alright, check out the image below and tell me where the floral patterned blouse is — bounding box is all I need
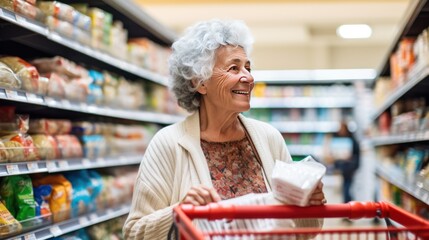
[201,136,268,200]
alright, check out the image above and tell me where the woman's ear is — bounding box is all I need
[196,82,207,95]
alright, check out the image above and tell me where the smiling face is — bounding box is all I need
[197,45,254,115]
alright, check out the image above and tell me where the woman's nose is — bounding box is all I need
[239,73,254,83]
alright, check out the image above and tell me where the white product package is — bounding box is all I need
[271,156,326,206]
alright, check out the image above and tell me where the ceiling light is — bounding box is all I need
[336,24,372,39]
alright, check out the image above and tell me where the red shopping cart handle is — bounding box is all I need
[173,201,429,240]
[176,201,429,227]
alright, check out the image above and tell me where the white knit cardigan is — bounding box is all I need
[123,111,322,239]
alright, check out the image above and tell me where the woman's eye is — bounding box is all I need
[246,67,252,73]
[229,66,238,71]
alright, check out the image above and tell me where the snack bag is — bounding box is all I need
[0,202,22,238]
[32,174,72,222]
[0,175,36,221]
[271,156,326,206]
[33,185,52,218]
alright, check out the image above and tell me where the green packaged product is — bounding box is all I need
[0,175,36,221]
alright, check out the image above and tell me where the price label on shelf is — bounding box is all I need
[96,157,105,165]
[89,213,98,222]
[119,156,127,164]
[61,99,71,108]
[26,93,44,104]
[5,89,22,101]
[106,208,114,215]
[82,158,91,167]
[44,97,57,106]
[6,164,19,175]
[23,233,36,240]
[78,216,89,226]
[27,162,39,172]
[79,102,88,112]
[50,225,62,236]
[58,160,69,169]
[46,161,57,171]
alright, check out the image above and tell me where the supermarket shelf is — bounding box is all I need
[371,65,429,121]
[270,121,340,133]
[10,203,130,240]
[376,165,429,205]
[0,88,184,124]
[0,155,142,177]
[251,97,355,108]
[371,130,429,146]
[96,0,177,44]
[0,161,48,177]
[0,7,169,85]
[287,144,323,156]
[377,0,429,77]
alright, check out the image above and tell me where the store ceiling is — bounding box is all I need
[134,0,410,71]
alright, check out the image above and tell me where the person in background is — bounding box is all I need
[123,19,326,239]
[328,121,360,205]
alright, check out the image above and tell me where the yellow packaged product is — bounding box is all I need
[0,202,22,238]
[32,174,72,223]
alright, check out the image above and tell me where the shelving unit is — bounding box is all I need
[0,87,183,124]
[371,0,429,212]
[376,165,429,205]
[11,203,130,240]
[0,0,180,239]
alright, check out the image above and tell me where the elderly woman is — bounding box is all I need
[123,19,326,239]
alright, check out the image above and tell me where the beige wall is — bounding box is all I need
[252,44,388,70]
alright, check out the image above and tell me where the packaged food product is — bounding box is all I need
[32,174,72,223]
[33,185,52,218]
[31,56,81,79]
[37,76,49,95]
[45,16,91,45]
[38,1,91,31]
[63,78,88,102]
[80,135,107,159]
[0,175,36,221]
[42,72,66,98]
[29,119,72,135]
[87,70,103,105]
[71,121,100,135]
[64,171,91,217]
[0,202,22,238]
[0,0,46,22]
[0,106,29,135]
[0,62,22,90]
[0,56,39,93]
[0,141,7,163]
[55,135,83,159]
[31,134,59,160]
[271,156,326,206]
[1,133,38,162]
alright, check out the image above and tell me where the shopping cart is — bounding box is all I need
[171,201,429,239]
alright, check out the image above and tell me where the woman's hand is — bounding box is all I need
[181,185,221,206]
[308,181,327,205]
